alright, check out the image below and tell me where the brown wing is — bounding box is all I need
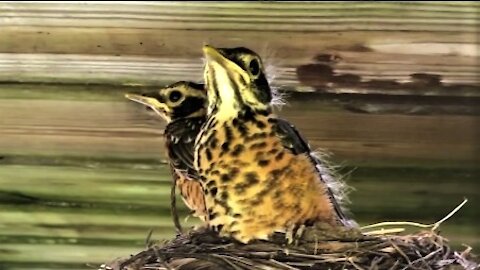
[165,117,207,220]
[271,117,352,227]
[174,170,207,220]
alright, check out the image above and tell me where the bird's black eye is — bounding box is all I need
[249,59,260,76]
[169,90,182,102]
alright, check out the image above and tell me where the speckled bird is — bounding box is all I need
[195,45,353,243]
[125,82,208,226]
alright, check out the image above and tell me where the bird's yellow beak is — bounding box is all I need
[202,45,248,82]
[203,45,220,60]
[124,93,159,108]
[202,45,228,67]
[124,93,171,121]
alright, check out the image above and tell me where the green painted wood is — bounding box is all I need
[0,83,478,269]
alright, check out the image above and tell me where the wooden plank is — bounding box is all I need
[0,53,478,91]
[0,93,479,163]
[0,164,478,267]
[1,2,478,32]
[0,243,140,265]
[0,2,478,95]
[0,97,478,166]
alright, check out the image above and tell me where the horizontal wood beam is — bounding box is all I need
[0,2,478,96]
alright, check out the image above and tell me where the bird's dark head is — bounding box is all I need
[125,81,206,122]
[202,45,272,117]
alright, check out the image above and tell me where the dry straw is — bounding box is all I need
[100,199,478,270]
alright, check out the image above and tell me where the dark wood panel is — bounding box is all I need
[0,97,478,166]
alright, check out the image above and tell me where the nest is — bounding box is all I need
[100,223,478,270]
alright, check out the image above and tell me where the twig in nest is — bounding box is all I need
[102,223,478,270]
[361,198,468,233]
[153,246,173,270]
[144,229,154,248]
[169,174,182,234]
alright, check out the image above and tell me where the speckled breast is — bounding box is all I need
[195,113,336,243]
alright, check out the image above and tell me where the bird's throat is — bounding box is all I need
[206,62,244,120]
